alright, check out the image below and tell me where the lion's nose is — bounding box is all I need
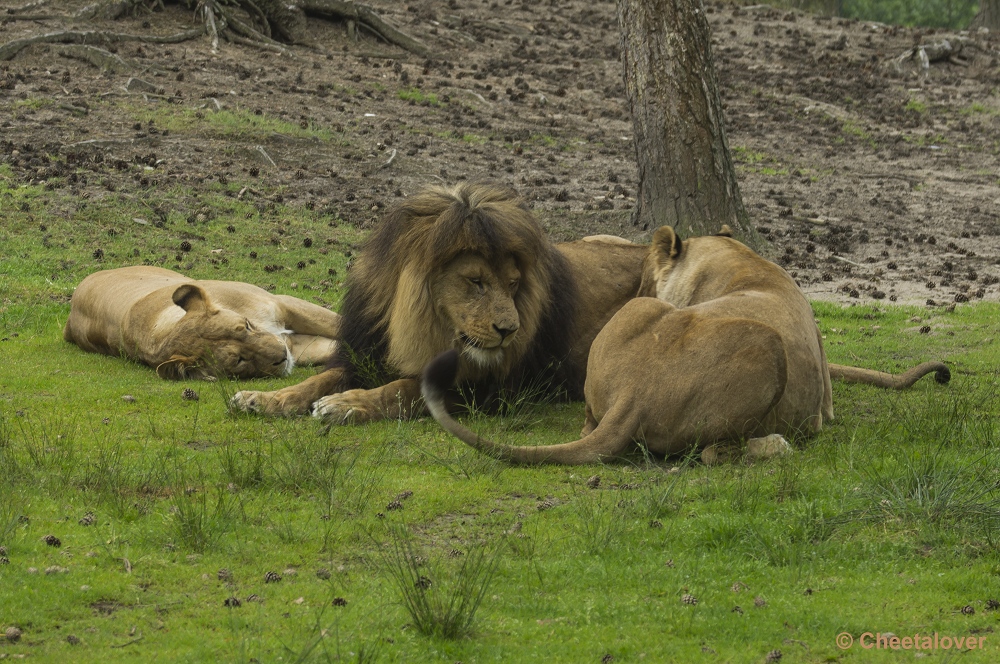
[493,324,518,340]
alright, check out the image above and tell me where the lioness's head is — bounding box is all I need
[344,183,559,380]
[155,284,291,380]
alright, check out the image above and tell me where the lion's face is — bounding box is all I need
[155,287,292,380]
[432,252,522,367]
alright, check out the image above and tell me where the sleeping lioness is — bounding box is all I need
[421,226,950,465]
[64,266,341,380]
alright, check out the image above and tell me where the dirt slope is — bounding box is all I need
[2,0,999,305]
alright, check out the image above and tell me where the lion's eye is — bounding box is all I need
[468,277,484,291]
[509,279,519,291]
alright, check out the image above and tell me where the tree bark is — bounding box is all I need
[617,0,751,239]
[970,0,1000,30]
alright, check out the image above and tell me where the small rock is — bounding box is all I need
[121,395,136,403]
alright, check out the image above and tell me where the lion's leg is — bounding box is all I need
[272,295,342,338]
[312,378,423,425]
[231,368,345,416]
[285,334,338,366]
[580,403,599,437]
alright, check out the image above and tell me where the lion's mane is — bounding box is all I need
[329,183,579,398]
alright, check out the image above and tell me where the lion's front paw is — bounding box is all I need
[230,389,312,416]
[311,390,378,425]
[746,434,792,460]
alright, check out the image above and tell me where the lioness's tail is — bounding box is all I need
[421,350,637,465]
[828,361,950,389]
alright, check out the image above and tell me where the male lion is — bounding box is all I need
[421,226,951,465]
[231,183,649,421]
[64,266,341,379]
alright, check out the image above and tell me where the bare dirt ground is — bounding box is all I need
[2,0,1000,306]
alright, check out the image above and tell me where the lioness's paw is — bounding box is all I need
[231,390,265,413]
[230,389,311,416]
[747,434,792,460]
[312,391,377,425]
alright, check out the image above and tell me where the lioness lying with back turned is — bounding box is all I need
[64,266,341,379]
[422,226,950,465]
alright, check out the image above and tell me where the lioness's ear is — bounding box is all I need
[652,226,683,262]
[714,225,733,237]
[172,284,211,314]
[156,355,199,380]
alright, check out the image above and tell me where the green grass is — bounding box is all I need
[397,88,441,106]
[3,184,1000,661]
[125,103,343,142]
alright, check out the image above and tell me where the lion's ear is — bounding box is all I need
[172,284,212,314]
[652,226,683,262]
[156,355,203,380]
[714,225,733,237]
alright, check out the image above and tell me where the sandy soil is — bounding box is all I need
[2,0,999,306]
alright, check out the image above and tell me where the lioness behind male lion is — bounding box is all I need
[421,226,950,465]
[64,266,341,379]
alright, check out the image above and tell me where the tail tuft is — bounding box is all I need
[934,365,951,384]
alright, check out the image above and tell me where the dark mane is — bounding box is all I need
[325,183,578,397]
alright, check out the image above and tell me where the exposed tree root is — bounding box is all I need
[0,0,431,61]
[58,43,131,73]
[0,28,203,61]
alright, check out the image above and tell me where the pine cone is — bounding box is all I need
[332,597,348,606]
[0,557,8,565]
[246,594,261,603]
[43,534,61,547]
[5,627,22,642]
[681,593,698,605]
[586,475,601,489]
[396,490,414,501]
[386,500,403,511]
[79,512,96,526]
[182,388,199,401]
[217,568,233,582]
[732,605,744,615]
[754,596,767,608]
[765,649,782,663]
[415,575,432,590]
[0,546,6,556]
[224,596,242,608]
[986,599,1000,610]
[264,571,281,583]
[316,568,331,580]
[961,605,975,615]
[66,634,80,645]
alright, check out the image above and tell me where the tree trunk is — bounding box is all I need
[617,0,751,239]
[970,0,1000,30]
